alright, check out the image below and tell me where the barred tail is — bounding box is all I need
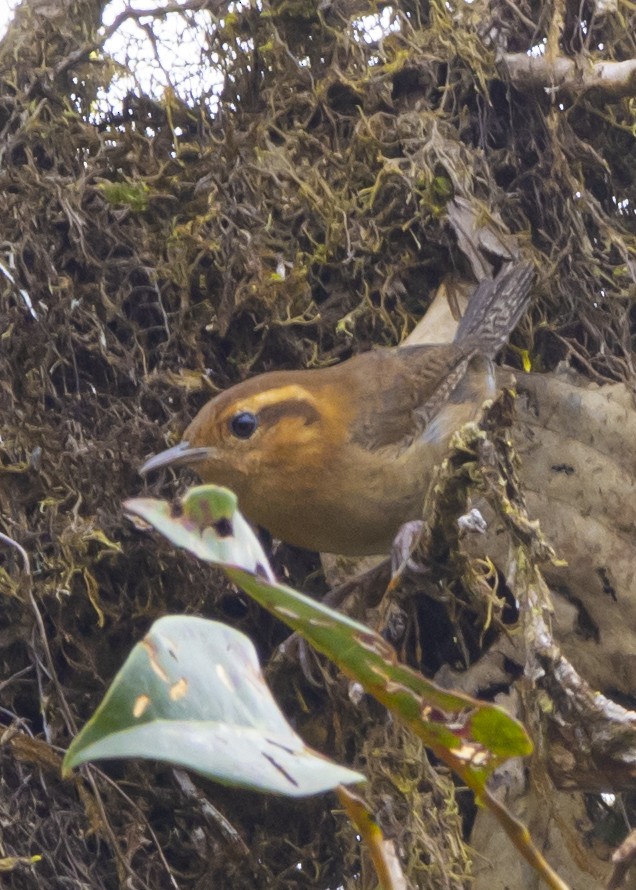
[454,262,535,356]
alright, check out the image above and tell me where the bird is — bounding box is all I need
[140,262,534,555]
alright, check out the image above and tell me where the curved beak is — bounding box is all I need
[139,441,217,476]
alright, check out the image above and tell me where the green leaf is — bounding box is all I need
[123,485,533,786]
[127,486,274,580]
[122,489,568,890]
[63,615,364,796]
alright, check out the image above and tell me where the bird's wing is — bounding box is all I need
[345,343,476,451]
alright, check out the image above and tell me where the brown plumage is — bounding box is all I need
[140,263,534,554]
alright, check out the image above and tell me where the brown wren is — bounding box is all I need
[140,263,534,555]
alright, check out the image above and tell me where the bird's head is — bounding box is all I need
[139,369,349,521]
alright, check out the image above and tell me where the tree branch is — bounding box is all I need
[500,52,636,100]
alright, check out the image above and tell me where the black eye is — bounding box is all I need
[229,411,258,439]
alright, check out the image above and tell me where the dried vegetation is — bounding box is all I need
[1,0,636,886]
